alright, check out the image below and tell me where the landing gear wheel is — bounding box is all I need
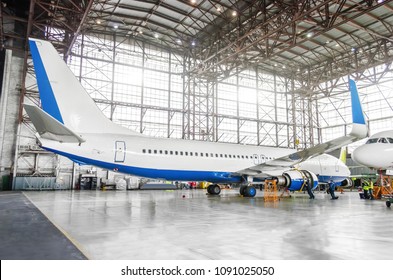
[207,184,221,195]
[243,186,256,197]
[239,185,247,196]
[386,200,391,208]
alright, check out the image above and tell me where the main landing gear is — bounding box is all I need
[239,185,257,197]
[207,184,221,195]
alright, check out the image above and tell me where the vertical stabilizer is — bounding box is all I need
[339,147,346,164]
[29,38,139,135]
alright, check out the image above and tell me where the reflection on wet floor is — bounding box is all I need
[24,189,393,260]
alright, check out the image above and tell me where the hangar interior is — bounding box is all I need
[1,0,393,190]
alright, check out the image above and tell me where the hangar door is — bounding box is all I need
[114,141,126,162]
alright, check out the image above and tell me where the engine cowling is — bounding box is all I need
[340,178,352,187]
[276,170,319,191]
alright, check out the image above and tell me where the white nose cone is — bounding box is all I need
[352,144,392,169]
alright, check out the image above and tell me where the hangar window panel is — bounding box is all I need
[115,38,143,66]
[217,100,237,116]
[81,79,112,100]
[112,106,140,122]
[113,84,142,104]
[170,75,183,92]
[321,126,346,142]
[143,123,167,138]
[258,123,278,146]
[81,58,112,82]
[114,64,142,86]
[276,125,289,147]
[115,120,140,132]
[144,70,169,90]
[144,88,168,107]
[83,37,114,62]
[217,118,238,143]
[170,92,183,109]
[238,70,256,88]
[144,109,168,125]
[170,54,183,74]
[239,87,256,104]
[239,121,257,145]
[217,83,237,101]
[239,102,257,118]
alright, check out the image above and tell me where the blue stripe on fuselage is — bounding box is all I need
[42,147,242,183]
[29,40,64,124]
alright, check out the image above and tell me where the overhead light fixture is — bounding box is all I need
[378,0,384,3]
[297,68,300,72]
[177,39,181,44]
[232,11,237,16]
[154,33,159,38]
[191,41,196,46]
[216,5,222,12]
[326,40,330,44]
[282,65,286,69]
[274,63,278,67]
[306,32,313,38]
[113,25,118,29]
[351,47,356,52]
[335,43,339,47]
[191,0,196,4]
[139,30,143,34]
[96,19,101,24]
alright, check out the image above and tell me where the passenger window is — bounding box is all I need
[220,154,223,157]
[159,150,163,154]
[210,153,213,157]
[215,154,218,157]
[237,155,240,158]
[154,150,157,154]
[170,151,173,155]
[142,149,146,153]
[185,152,188,156]
[206,153,209,157]
[242,155,244,159]
[190,152,193,156]
[180,151,183,155]
[388,138,393,143]
[148,149,152,153]
[165,150,168,155]
[246,156,248,159]
[229,155,232,158]
[201,153,203,157]
[195,152,198,156]
[175,151,178,155]
[225,154,227,158]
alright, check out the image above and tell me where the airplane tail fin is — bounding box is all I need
[348,78,368,138]
[339,147,346,164]
[28,38,139,135]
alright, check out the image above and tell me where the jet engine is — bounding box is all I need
[340,178,352,187]
[275,170,319,191]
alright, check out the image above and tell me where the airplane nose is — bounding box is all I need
[352,145,381,168]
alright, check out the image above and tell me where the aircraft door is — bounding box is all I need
[253,154,259,165]
[114,141,126,162]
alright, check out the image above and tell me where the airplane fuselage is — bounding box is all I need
[39,133,349,186]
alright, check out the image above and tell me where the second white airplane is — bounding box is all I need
[24,38,368,197]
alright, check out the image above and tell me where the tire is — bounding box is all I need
[386,201,391,208]
[207,185,213,194]
[212,184,221,195]
[239,185,247,195]
[244,186,256,197]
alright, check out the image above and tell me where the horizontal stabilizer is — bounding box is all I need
[24,104,85,144]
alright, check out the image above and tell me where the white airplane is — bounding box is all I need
[24,38,368,197]
[352,130,393,170]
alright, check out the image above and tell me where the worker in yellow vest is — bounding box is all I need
[368,180,374,200]
[362,180,370,199]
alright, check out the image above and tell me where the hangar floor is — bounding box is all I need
[18,189,393,259]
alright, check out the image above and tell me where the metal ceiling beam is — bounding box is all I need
[65,0,94,59]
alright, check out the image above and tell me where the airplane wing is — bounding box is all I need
[235,79,368,178]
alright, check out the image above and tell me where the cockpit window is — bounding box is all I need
[388,138,393,143]
[366,138,378,144]
[378,138,388,144]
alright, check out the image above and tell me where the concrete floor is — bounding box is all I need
[23,189,393,260]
